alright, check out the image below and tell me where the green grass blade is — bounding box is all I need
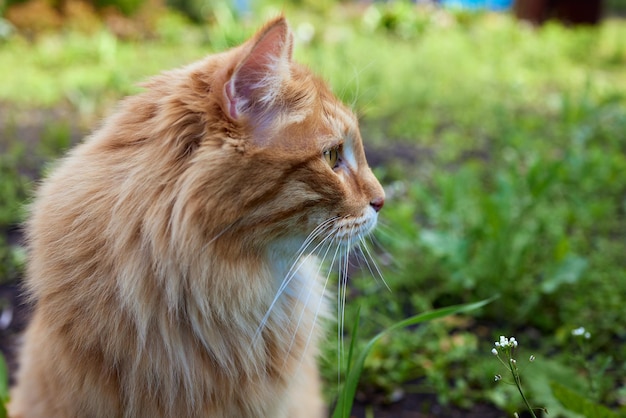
[0,353,8,418]
[336,304,362,418]
[332,297,496,418]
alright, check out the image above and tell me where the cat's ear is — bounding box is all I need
[224,17,293,122]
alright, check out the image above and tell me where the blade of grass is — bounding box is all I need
[332,296,497,418]
[337,304,361,418]
[0,353,8,418]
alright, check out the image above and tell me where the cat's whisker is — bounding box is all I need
[358,236,391,292]
[337,223,354,386]
[336,242,344,386]
[281,232,341,374]
[353,241,376,283]
[253,218,338,344]
[330,215,389,385]
[342,60,375,111]
[365,229,400,280]
[279,234,336,372]
[205,219,240,247]
[370,220,396,242]
[277,217,339,293]
[292,217,339,261]
[335,226,346,382]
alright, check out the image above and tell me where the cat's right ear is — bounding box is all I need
[223,17,293,122]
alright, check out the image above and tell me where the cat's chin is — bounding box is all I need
[333,206,379,246]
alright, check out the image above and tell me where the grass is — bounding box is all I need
[1,2,626,416]
[0,351,7,418]
[333,298,496,418]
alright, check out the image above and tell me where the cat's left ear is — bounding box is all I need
[224,17,293,122]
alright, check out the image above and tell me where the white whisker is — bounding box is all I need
[251,210,387,393]
[202,218,241,247]
[359,236,391,292]
[253,217,339,344]
[336,243,344,386]
[294,235,341,375]
[337,221,355,385]
[370,221,396,242]
[279,234,336,371]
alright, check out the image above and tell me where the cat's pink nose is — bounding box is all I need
[370,196,384,212]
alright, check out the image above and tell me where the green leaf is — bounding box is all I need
[550,381,621,418]
[332,297,496,418]
[419,229,458,258]
[541,255,588,294]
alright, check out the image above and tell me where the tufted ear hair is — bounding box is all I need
[223,17,294,122]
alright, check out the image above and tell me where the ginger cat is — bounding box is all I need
[10,17,384,418]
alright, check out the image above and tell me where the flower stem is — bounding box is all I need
[509,362,538,418]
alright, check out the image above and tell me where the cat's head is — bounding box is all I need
[148,17,384,256]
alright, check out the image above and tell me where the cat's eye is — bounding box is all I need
[323,147,340,169]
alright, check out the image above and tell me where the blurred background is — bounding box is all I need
[1,0,625,416]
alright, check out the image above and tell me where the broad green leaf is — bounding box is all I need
[541,255,588,294]
[550,381,621,418]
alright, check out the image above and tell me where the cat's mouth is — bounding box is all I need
[332,210,378,245]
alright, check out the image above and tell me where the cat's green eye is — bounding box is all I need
[323,147,340,169]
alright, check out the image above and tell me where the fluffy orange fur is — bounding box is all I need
[10,17,384,418]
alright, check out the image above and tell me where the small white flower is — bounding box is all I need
[492,348,498,355]
[510,358,517,364]
[529,355,535,362]
[494,335,518,349]
[572,327,592,339]
[494,374,502,381]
